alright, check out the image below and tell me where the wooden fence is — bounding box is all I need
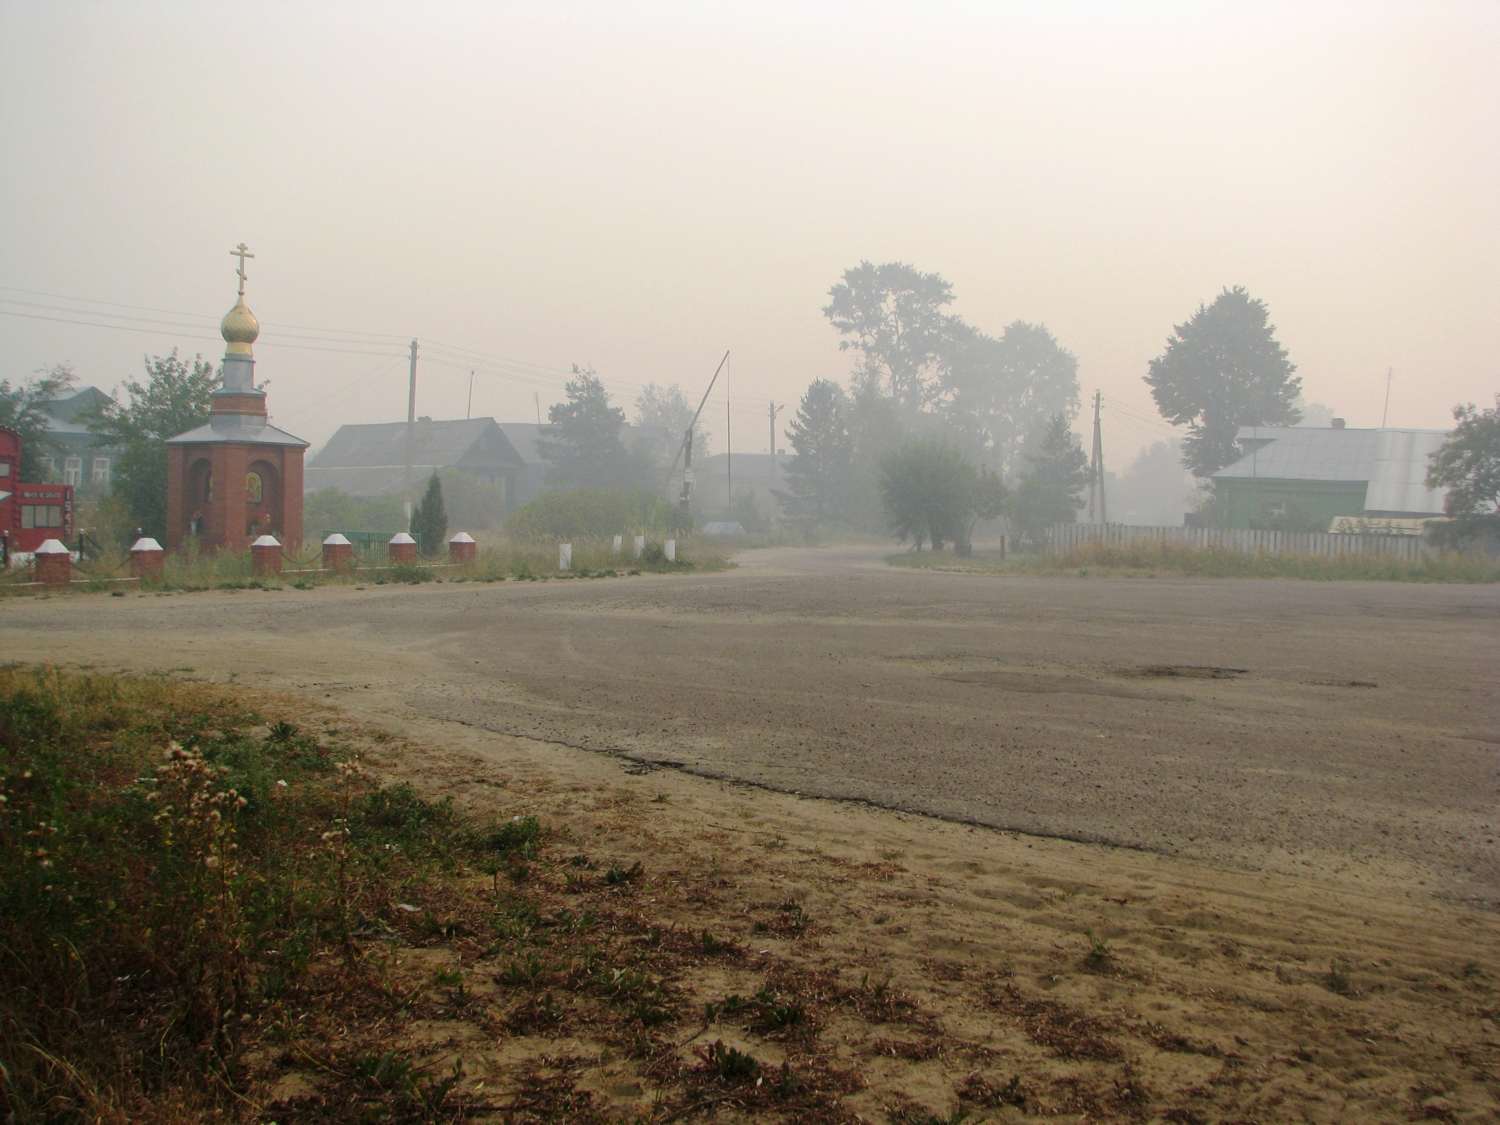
[1048,522,1430,561]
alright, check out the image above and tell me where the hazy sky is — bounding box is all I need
[2,1,1496,465]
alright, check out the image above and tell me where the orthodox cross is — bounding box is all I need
[230,242,254,297]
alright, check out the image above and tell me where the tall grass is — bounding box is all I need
[1,534,729,596]
[0,666,522,1122]
[889,539,1500,582]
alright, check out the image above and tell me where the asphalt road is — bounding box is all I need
[7,546,1498,901]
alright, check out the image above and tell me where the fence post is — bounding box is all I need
[130,537,165,583]
[613,534,623,554]
[251,535,283,577]
[559,543,572,571]
[633,535,645,558]
[34,538,72,588]
[322,533,354,575]
[664,539,676,562]
[388,532,418,565]
[449,532,477,567]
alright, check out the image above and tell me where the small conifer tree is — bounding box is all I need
[410,472,448,556]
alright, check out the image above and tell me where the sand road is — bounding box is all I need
[6,545,1497,904]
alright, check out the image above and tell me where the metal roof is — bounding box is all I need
[1212,425,1449,516]
[311,417,515,470]
[166,414,309,448]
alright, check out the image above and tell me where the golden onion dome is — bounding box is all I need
[220,299,260,354]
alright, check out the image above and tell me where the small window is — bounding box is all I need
[64,457,82,487]
[92,457,110,484]
[0,461,10,477]
[21,505,34,529]
[245,471,263,504]
[46,505,62,527]
[1267,500,1287,517]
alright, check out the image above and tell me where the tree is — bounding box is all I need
[1145,286,1301,478]
[1009,414,1090,550]
[88,351,218,538]
[409,472,448,555]
[877,437,982,552]
[941,320,1081,479]
[635,383,709,457]
[776,379,852,529]
[1427,395,1500,534]
[0,363,75,481]
[537,366,641,491]
[824,261,955,420]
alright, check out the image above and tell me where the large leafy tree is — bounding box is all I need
[635,383,709,457]
[823,261,954,420]
[877,437,986,552]
[89,351,218,538]
[777,379,852,529]
[1427,395,1500,525]
[538,366,645,491]
[942,320,1080,479]
[1145,287,1302,478]
[0,363,75,481]
[1009,414,1091,549]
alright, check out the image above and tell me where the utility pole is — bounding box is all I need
[404,339,418,523]
[1381,367,1393,428]
[665,351,729,512]
[534,391,541,425]
[724,354,732,518]
[466,370,475,420]
[768,400,783,456]
[1088,390,1107,524]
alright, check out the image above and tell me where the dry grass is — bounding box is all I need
[0,537,730,598]
[7,667,1497,1123]
[889,539,1500,582]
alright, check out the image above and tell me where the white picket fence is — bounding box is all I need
[1049,522,1430,561]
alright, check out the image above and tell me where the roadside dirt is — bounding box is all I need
[5,547,1499,1120]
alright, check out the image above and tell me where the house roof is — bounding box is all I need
[495,422,676,466]
[310,417,523,471]
[1213,425,1449,516]
[41,386,112,427]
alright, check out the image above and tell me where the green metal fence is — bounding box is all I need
[321,530,422,557]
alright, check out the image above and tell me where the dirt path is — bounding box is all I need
[6,549,1500,1119]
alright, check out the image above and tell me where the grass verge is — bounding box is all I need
[0,667,881,1123]
[887,539,1500,582]
[0,537,730,596]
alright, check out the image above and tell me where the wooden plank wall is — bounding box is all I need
[1048,522,1430,560]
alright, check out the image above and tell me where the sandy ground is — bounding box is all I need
[6,546,1500,1120]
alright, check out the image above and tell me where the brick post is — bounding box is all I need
[35,538,71,589]
[251,534,283,578]
[448,532,477,567]
[130,537,165,583]
[322,533,354,575]
[388,532,418,565]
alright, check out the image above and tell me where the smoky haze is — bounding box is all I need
[1,2,1495,464]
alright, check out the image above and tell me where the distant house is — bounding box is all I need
[306,417,674,511]
[1212,422,1449,530]
[306,418,527,507]
[38,387,124,494]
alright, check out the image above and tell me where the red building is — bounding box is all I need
[165,246,308,553]
[0,425,74,554]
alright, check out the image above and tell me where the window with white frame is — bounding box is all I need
[21,505,63,529]
[63,457,82,487]
[92,457,111,485]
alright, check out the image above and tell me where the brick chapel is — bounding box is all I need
[165,245,308,553]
